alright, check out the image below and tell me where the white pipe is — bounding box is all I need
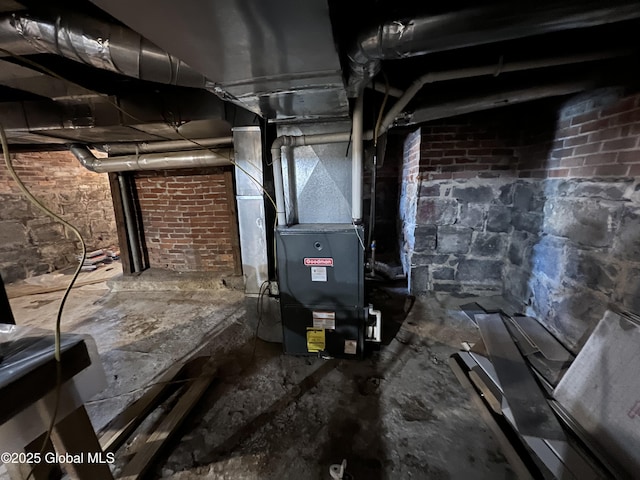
[378,50,628,136]
[351,95,364,223]
[98,136,233,155]
[270,129,373,227]
[70,145,233,173]
[367,306,382,343]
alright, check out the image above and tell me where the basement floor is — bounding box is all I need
[4,274,515,480]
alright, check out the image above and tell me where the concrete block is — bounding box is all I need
[486,206,512,232]
[451,185,494,203]
[456,259,502,282]
[416,198,457,225]
[471,233,505,257]
[437,226,472,254]
[556,179,631,201]
[507,231,533,267]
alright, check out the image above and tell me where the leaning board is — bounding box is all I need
[554,310,640,478]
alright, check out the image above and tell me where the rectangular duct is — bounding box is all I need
[232,126,269,295]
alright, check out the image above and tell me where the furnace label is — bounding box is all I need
[313,311,335,330]
[304,257,334,267]
[306,328,325,353]
[311,266,327,282]
[344,340,357,355]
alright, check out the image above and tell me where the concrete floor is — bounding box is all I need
[5,274,514,480]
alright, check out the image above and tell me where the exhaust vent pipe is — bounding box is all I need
[0,12,209,88]
[70,144,232,173]
[347,0,640,95]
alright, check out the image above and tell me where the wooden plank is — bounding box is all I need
[469,367,503,414]
[108,172,133,275]
[119,361,216,480]
[448,355,535,480]
[98,361,185,453]
[51,405,114,480]
[224,169,242,276]
[3,432,61,480]
[476,313,565,440]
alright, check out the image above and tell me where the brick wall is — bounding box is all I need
[0,150,117,282]
[135,168,236,272]
[403,88,640,351]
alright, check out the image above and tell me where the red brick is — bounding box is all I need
[593,165,630,177]
[599,96,638,117]
[601,137,638,152]
[570,110,599,126]
[443,149,466,157]
[563,135,589,147]
[568,166,597,177]
[629,164,640,176]
[579,118,610,134]
[573,143,601,156]
[583,152,618,165]
[548,168,569,178]
[617,151,640,164]
[430,158,453,166]
[559,157,584,167]
[588,127,622,143]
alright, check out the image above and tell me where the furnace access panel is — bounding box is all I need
[276,224,365,357]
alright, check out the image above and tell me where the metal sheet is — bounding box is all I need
[476,313,565,440]
[232,127,263,196]
[91,0,349,120]
[554,310,640,477]
[0,60,95,99]
[278,122,352,224]
[513,316,573,363]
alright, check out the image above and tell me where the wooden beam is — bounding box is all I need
[119,360,216,480]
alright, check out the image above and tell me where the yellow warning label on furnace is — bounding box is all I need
[306,328,325,353]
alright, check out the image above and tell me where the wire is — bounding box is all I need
[250,280,270,363]
[0,123,86,480]
[353,221,365,251]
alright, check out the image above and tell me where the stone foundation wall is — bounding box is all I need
[0,151,117,283]
[403,89,640,350]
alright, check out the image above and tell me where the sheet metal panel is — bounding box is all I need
[476,313,565,440]
[91,0,349,121]
[554,310,640,477]
[278,122,352,224]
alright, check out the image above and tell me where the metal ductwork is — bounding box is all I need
[347,0,640,95]
[70,144,233,173]
[0,11,209,88]
[97,137,233,156]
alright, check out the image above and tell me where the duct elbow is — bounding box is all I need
[69,144,99,172]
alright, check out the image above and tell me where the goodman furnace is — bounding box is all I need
[276,224,372,357]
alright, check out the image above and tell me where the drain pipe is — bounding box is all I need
[377,50,628,137]
[117,174,143,273]
[70,145,233,173]
[97,137,233,156]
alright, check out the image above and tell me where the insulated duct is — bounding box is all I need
[70,144,232,173]
[98,137,233,156]
[0,12,209,88]
[347,0,640,95]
